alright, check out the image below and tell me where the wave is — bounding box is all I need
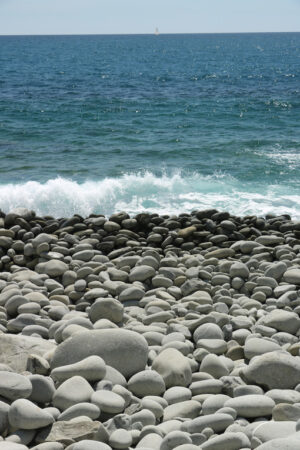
[0,172,299,219]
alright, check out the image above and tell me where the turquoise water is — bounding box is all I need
[0,33,300,217]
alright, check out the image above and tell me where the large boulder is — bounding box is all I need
[51,329,148,378]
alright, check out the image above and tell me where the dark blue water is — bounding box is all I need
[0,33,300,217]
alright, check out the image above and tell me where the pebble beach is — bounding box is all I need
[0,207,300,449]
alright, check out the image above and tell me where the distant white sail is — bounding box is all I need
[155,27,159,36]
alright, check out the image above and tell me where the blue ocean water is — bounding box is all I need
[0,33,300,218]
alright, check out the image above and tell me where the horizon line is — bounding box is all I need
[0,31,300,37]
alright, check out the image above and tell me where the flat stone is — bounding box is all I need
[205,248,235,259]
[225,395,275,418]
[182,413,234,434]
[265,389,300,405]
[0,334,56,373]
[201,432,251,450]
[244,338,281,359]
[41,420,100,443]
[253,421,296,443]
[163,400,201,421]
[163,387,192,405]
[51,356,106,382]
[51,329,148,378]
[8,399,54,430]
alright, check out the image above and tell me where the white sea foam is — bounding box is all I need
[0,172,299,219]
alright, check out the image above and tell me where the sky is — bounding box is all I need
[0,0,300,35]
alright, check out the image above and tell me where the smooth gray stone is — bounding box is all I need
[0,442,29,449]
[182,413,234,433]
[163,387,192,405]
[0,372,32,400]
[163,400,201,421]
[89,298,123,324]
[129,265,156,282]
[160,430,192,450]
[253,421,296,443]
[244,338,281,359]
[256,437,300,449]
[51,329,148,378]
[190,379,223,395]
[128,370,165,397]
[58,403,100,421]
[265,389,300,404]
[131,409,156,427]
[8,399,54,430]
[173,446,200,450]
[119,287,144,302]
[28,375,55,404]
[193,323,223,342]
[201,395,231,415]
[200,354,229,379]
[36,260,69,277]
[103,365,127,387]
[201,431,251,449]
[31,443,64,450]
[259,310,300,334]
[229,262,250,279]
[51,355,106,382]
[152,348,192,388]
[91,390,125,414]
[265,262,287,280]
[224,395,275,418]
[136,432,162,449]
[53,376,94,411]
[283,269,300,285]
[241,351,300,389]
[69,442,112,450]
[109,428,132,449]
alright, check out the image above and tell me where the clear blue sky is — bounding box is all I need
[0,0,300,35]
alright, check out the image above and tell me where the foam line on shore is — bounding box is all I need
[0,172,299,219]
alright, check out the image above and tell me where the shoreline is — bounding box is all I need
[0,207,300,448]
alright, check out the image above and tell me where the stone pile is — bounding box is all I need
[0,207,299,448]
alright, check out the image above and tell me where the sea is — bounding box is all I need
[0,33,300,219]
